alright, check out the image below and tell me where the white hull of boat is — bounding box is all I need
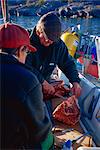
[79,74,100,146]
[58,71,100,146]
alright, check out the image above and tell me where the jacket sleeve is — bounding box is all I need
[24,80,51,144]
[25,54,44,84]
[57,40,80,84]
[26,28,45,84]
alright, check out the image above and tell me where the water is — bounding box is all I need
[0,15,100,36]
[61,17,100,36]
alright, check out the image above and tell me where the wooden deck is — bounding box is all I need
[53,121,93,150]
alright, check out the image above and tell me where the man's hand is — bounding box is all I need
[42,80,55,95]
[71,82,82,98]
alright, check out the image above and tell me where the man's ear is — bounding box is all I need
[16,46,24,57]
[36,29,40,36]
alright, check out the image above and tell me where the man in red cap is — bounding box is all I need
[0,23,54,149]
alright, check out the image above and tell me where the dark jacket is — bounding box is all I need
[26,27,80,84]
[0,53,51,149]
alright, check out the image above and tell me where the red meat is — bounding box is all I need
[53,95,80,125]
[43,80,70,100]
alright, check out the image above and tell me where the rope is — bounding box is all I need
[1,0,7,24]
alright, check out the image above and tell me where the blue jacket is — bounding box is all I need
[1,53,51,149]
[26,27,80,84]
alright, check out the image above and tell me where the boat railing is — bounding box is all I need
[75,30,100,80]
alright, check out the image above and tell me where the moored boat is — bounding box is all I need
[0,1,100,149]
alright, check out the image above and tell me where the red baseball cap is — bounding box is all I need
[0,23,36,52]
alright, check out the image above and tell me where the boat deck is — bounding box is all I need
[53,121,93,150]
[52,97,93,150]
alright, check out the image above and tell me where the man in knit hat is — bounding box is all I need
[26,12,81,123]
[0,23,53,149]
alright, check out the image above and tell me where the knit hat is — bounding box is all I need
[0,23,36,52]
[37,12,61,42]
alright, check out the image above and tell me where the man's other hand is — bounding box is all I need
[71,82,82,98]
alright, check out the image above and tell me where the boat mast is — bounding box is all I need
[95,37,100,80]
[5,0,9,22]
[26,0,30,6]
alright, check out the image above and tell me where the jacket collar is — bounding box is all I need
[30,27,41,46]
[0,52,32,70]
[0,52,19,64]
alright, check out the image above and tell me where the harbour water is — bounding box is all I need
[0,15,100,36]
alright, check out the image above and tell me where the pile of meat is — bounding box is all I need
[43,80,70,100]
[53,95,80,125]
